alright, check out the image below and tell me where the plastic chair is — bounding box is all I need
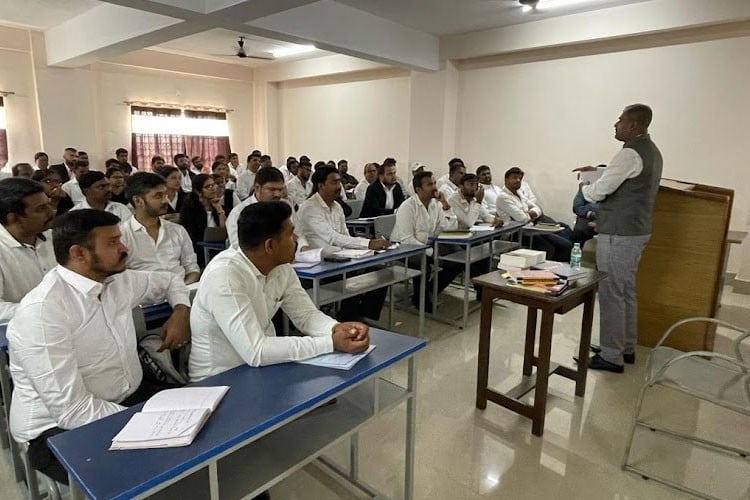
[622,317,750,499]
[373,214,397,239]
[346,199,364,220]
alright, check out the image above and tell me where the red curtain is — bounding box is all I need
[0,97,7,169]
[131,107,231,171]
[183,110,231,170]
[131,106,183,170]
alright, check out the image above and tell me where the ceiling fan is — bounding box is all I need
[212,36,274,61]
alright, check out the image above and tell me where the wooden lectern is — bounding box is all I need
[637,179,733,351]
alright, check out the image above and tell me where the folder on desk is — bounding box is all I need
[297,345,376,370]
[110,386,229,450]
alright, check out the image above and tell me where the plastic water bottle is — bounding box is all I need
[570,243,582,269]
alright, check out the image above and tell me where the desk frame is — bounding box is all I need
[296,245,427,338]
[474,270,605,436]
[49,330,423,500]
[430,222,524,329]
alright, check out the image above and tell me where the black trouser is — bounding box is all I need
[407,246,489,312]
[27,378,174,485]
[525,233,574,262]
[571,217,596,246]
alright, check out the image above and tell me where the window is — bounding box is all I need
[130,106,231,171]
[0,97,8,169]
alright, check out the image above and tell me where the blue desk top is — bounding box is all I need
[429,221,525,244]
[294,244,427,280]
[197,241,227,250]
[0,323,7,352]
[141,303,173,323]
[48,329,426,500]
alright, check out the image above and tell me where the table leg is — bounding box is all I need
[523,308,538,376]
[0,352,24,482]
[432,241,439,315]
[475,291,494,410]
[463,242,470,329]
[388,284,395,329]
[531,309,555,436]
[349,433,359,480]
[313,278,320,307]
[419,253,426,338]
[575,290,596,397]
[405,357,417,500]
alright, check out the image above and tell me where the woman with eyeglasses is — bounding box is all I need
[31,170,74,216]
[179,173,226,268]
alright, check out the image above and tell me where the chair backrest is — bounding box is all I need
[203,226,228,242]
[347,199,364,220]
[373,214,397,239]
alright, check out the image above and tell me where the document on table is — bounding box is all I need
[297,345,376,370]
[470,225,495,231]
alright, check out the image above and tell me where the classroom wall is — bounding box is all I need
[277,75,411,177]
[456,35,750,275]
[0,25,255,171]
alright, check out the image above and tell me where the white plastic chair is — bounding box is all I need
[622,317,750,499]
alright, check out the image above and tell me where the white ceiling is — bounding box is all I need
[0,0,99,30]
[150,29,330,67]
[335,0,654,36]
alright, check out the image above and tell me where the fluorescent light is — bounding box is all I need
[271,45,316,58]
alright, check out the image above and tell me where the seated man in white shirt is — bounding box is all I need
[189,201,370,380]
[354,162,378,200]
[235,152,262,200]
[228,167,287,249]
[297,166,389,321]
[71,170,133,222]
[286,159,313,210]
[405,162,425,197]
[8,209,191,485]
[496,166,573,262]
[476,165,503,213]
[438,159,466,200]
[391,171,465,312]
[0,178,57,321]
[447,173,503,229]
[119,172,200,284]
[436,157,464,192]
[61,159,90,205]
[279,156,298,182]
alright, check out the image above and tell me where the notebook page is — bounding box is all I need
[142,386,229,413]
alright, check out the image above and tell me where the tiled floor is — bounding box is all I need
[1,286,748,500]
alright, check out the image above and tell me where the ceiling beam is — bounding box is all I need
[243,0,440,71]
[44,0,319,67]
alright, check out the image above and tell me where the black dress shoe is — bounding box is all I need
[588,354,624,373]
[589,345,634,364]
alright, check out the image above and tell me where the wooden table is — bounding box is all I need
[473,268,607,436]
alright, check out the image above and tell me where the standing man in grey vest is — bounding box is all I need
[578,104,663,373]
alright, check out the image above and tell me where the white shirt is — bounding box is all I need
[480,183,503,213]
[519,181,538,206]
[279,166,293,182]
[8,266,190,442]
[354,179,370,200]
[236,170,256,200]
[436,174,450,191]
[180,170,193,193]
[189,249,337,380]
[286,175,312,210]
[391,196,455,256]
[71,199,133,222]
[227,195,257,249]
[448,191,495,229]
[0,226,56,321]
[382,182,396,210]
[61,178,85,205]
[495,186,542,224]
[235,163,249,178]
[119,217,199,280]
[438,180,459,200]
[582,148,643,203]
[297,193,370,249]
[166,190,180,211]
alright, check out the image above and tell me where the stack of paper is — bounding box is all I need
[437,230,473,239]
[332,249,375,259]
[297,345,376,370]
[110,386,229,450]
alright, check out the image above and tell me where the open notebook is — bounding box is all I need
[110,386,229,450]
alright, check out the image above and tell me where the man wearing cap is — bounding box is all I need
[406,162,425,197]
